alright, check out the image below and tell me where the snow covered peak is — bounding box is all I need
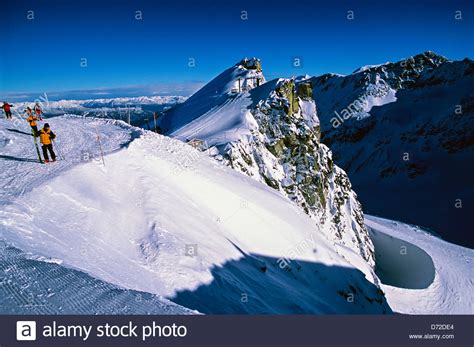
[157,59,265,134]
[352,51,449,75]
[352,62,391,74]
[238,57,263,71]
[311,51,455,126]
[411,50,450,66]
[229,57,265,93]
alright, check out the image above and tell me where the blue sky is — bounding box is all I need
[1,0,473,100]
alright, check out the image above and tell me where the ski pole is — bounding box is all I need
[52,139,64,160]
[95,127,106,166]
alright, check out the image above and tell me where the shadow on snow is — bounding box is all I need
[171,252,392,314]
[0,155,39,163]
[6,128,33,136]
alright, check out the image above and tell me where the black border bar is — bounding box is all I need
[1,315,473,346]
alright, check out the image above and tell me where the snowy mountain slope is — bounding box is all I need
[159,59,376,271]
[0,241,195,314]
[311,52,474,248]
[365,215,473,314]
[159,58,264,135]
[0,116,390,314]
[311,51,448,124]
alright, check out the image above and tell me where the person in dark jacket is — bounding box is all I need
[26,107,39,136]
[38,123,56,162]
[1,101,13,120]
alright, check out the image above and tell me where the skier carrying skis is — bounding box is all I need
[1,101,13,120]
[34,102,43,120]
[38,123,56,163]
[26,107,39,136]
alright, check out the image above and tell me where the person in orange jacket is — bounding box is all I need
[26,107,39,136]
[38,123,56,162]
[1,101,13,120]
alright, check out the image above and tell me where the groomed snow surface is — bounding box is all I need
[0,240,195,314]
[0,116,471,314]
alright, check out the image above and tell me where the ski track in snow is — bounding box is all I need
[365,215,473,314]
[0,115,133,205]
[0,241,195,314]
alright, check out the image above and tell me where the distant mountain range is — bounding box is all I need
[310,51,473,248]
[9,95,187,129]
[11,95,186,115]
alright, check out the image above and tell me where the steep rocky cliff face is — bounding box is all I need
[162,59,376,268]
[221,78,374,266]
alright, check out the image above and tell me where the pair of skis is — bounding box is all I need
[32,130,43,164]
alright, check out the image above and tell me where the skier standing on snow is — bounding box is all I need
[26,107,39,136]
[1,101,13,120]
[38,123,56,163]
[34,102,43,120]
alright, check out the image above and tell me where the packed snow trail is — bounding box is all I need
[365,215,473,314]
[0,115,136,204]
[0,116,390,314]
